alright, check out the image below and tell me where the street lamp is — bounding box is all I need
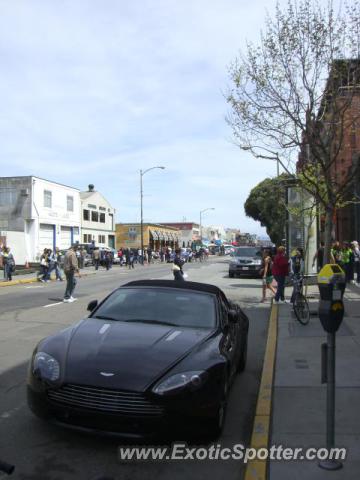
[140,166,165,264]
[199,208,215,244]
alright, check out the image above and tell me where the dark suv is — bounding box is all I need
[229,247,263,278]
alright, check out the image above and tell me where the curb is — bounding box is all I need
[244,302,278,480]
[0,271,97,288]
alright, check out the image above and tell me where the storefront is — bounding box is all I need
[115,223,180,250]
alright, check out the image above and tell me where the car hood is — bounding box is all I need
[63,318,211,391]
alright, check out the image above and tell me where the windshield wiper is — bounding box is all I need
[123,319,177,326]
[93,315,119,321]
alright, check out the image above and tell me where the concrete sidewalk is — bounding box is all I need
[270,284,360,479]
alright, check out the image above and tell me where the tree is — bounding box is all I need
[227,0,360,262]
[244,175,289,244]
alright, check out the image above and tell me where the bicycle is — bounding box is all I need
[291,274,310,325]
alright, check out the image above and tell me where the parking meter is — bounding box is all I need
[317,263,346,471]
[317,264,346,333]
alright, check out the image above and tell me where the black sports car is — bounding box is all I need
[27,280,249,439]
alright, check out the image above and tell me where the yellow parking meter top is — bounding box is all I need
[318,264,345,284]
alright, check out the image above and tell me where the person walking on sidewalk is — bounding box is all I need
[63,245,81,303]
[342,242,354,284]
[261,249,276,302]
[272,246,289,304]
[3,247,15,282]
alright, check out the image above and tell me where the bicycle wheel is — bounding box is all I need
[293,293,310,325]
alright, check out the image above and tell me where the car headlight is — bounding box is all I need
[254,259,262,265]
[153,370,207,395]
[33,352,60,382]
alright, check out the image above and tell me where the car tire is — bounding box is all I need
[207,379,228,440]
[237,337,248,373]
[229,272,234,278]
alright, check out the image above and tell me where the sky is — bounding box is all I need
[0,0,288,237]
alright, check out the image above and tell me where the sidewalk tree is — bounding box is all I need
[244,175,289,245]
[226,0,360,262]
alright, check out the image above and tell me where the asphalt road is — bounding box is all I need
[0,257,271,480]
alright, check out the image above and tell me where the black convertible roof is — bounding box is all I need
[123,279,224,296]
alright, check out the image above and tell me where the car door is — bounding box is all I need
[218,296,239,378]
[221,293,243,367]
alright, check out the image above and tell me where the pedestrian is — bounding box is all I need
[260,249,276,302]
[104,251,111,271]
[290,247,305,303]
[351,241,360,286]
[54,247,64,281]
[341,242,353,284]
[172,248,185,281]
[44,249,55,282]
[128,249,135,269]
[330,241,343,267]
[147,247,153,265]
[63,245,81,303]
[38,248,49,282]
[79,247,86,269]
[312,241,324,272]
[93,248,100,270]
[272,246,289,304]
[3,247,15,281]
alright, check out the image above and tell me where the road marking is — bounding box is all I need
[25,286,44,289]
[244,301,278,480]
[43,302,63,308]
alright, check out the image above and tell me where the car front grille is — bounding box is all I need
[47,384,164,417]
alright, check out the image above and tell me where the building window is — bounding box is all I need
[83,209,90,221]
[67,195,74,212]
[98,235,105,243]
[44,190,52,208]
[91,211,98,222]
[88,204,97,209]
[100,213,106,223]
[0,189,17,206]
[84,234,92,243]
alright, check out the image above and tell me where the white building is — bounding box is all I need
[202,225,227,243]
[159,222,200,248]
[80,185,116,249]
[0,176,81,264]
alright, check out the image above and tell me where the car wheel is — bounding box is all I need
[229,272,234,278]
[237,337,248,373]
[207,379,228,440]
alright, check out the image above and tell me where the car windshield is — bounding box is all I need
[93,287,216,329]
[232,247,262,257]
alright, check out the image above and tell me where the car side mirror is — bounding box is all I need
[87,300,98,312]
[228,309,238,323]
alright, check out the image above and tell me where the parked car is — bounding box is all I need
[224,245,235,255]
[228,246,263,278]
[27,279,249,439]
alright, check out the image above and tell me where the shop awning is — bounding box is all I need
[157,231,165,240]
[150,229,159,240]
